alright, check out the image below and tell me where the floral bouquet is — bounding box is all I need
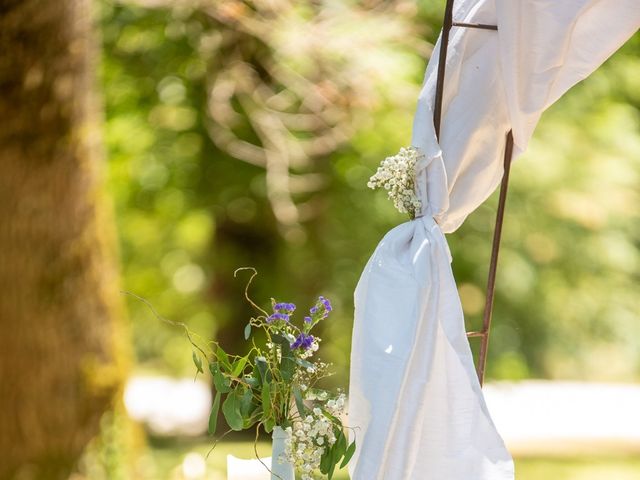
[189,268,355,480]
[367,145,424,219]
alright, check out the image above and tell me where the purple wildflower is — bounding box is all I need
[291,333,314,350]
[268,301,296,323]
[273,302,296,313]
[304,316,312,324]
[308,296,332,321]
[319,296,332,313]
[267,312,290,323]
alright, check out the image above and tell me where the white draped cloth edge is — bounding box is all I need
[348,1,639,479]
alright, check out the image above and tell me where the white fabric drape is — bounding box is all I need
[348,1,639,478]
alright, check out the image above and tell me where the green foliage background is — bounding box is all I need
[100,0,640,387]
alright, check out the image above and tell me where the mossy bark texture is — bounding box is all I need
[0,1,126,478]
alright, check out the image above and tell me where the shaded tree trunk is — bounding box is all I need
[0,1,126,478]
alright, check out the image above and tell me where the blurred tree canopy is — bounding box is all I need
[101,0,640,385]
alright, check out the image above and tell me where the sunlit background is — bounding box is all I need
[1,0,639,479]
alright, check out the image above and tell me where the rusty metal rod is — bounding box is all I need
[466,331,487,338]
[476,130,514,385]
[432,0,510,385]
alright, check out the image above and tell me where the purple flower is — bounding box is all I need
[304,316,312,324]
[273,302,296,313]
[268,301,296,323]
[319,296,332,313]
[291,333,314,350]
[308,296,332,321]
[267,312,290,323]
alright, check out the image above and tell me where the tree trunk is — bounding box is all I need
[0,1,126,479]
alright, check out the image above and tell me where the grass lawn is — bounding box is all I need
[515,456,640,480]
[143,438,640,479]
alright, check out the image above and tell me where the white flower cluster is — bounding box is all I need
[324,393,346,416]
[295,361,330,391]
[303,388,328,401]
[281,393,347,480]
[300,337,320,360]
[367,146,423,219]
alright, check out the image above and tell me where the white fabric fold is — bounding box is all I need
[348,214,513,479]
[413,0,509,234]
[496,0,640,153]
[348,0,639,478]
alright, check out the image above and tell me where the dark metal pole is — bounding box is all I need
[433,0,455,140]
[452,22,497,31]
[476,130,514,385]
[432,0,508,386]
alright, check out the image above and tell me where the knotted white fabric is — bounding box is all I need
[348,1,639,478]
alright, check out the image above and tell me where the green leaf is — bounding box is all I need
[295,357,315,370]
[239,386,255,417]
[217,346,232,371]
[243,409,262,429]
[292,385,306,417]
[272,334,291,353]
[210,363,231,393]
[244,323,252,340]
[328,459,336,480]
[280,359,295,382]
[263,415,275,433]
[261,381,272,420]
[320,448,330,474]
[208,392,221,435]
[255,356,270,384]
[272,334,295,382]
[335,428,347,454]
[222,390,243,431]
[243,375,259,388]
[192,351,203,374]
[340,440,356,469]
[232,354,249,377]
[321,409,341,425]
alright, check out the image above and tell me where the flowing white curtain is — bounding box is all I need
[348,1,639,478]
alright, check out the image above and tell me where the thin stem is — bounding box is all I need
[205,428,234,459]
[254,423,283,480]
[122,291,210,360]
[234,267,270,317]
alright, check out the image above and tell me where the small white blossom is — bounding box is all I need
[368,146,424,219]
[282,396,348,478]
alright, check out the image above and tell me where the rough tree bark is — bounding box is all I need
[0,1,126,478]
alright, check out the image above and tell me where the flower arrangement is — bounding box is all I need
[367,146,424,219]
[189,268,355,480]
